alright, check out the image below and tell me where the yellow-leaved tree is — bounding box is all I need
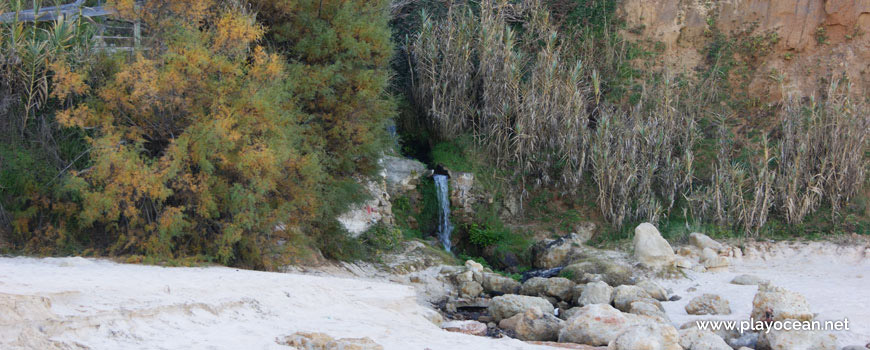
[59,0,323,267]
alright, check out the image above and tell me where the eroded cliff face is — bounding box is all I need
[620,0,870,99]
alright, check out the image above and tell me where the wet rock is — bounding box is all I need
[576,281,613,306]
[685,294,731,315]
[442,320,488,336]
[608,323,682,350]
[489,294,554,322]
[731,274,769,286]
[521,267,564,281]
[636,280,668,301]
[679,328,731,350]
[751,284,813,322]
[513,307,564,341]
[633,223,676,269]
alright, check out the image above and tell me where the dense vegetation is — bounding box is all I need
[1,0,868,270]
[0,0,395,268]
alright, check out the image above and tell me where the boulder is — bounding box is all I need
[633,223,676,269]
[513,307,564,341]
[612,285,656,312]
[497,312,522,331]
[685,294,731,315]
[481,272,521,295]
[459,281,483,298]
[441,320,488,336]
[731,274,769,286]
[558,304,651,346]
[636,280,668,301]
[679,328,731,350]
[576,281,613,306]
[751,284,813,322]
[607,323,682,350]
[531,233,592,268]
[728,332,758,349]
[449,172,476,222]
[562,260,634,286]
[544,277,575,301]
[521,277,549,296]
[679,320,742,347]
[629,300,670,323]
[758,329,837,350]
[700,248,730,270]
[489,294,554,322]
[557,306,582,321]
[689,232,725,252]
[465,260,485,282]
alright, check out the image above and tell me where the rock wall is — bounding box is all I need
[620,0,870,99]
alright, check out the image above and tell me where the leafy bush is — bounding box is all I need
[467,223,503,248]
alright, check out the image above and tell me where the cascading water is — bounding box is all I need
[433,174,453,252]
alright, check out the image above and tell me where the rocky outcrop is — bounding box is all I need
[633,223,675,269]
[685,294,731,315]
[607,323,681,350]
[380,155,427,195]
[489,294,554,322]
[751,284,813,322]
[449,172,475,223]
[337,178,393,237]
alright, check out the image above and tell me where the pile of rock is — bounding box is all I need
[432,222,854,350]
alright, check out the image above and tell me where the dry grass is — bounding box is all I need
[776,80,869,224]
[591,78,697,227]
[408,1,869,234]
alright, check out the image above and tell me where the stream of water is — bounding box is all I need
[433,174,453,252]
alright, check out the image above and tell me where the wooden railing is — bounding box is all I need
[0,1,141,52]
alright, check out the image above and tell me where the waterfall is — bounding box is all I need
[433,174,453,252]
